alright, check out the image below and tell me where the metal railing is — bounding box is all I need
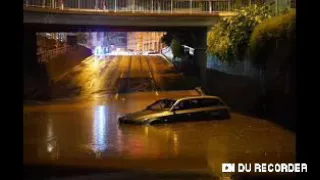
[37,45,72,63]
[24,0,235,14]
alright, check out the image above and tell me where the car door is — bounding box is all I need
[184,98,207,121]
[200,98,226,119]
[170,100,196,122]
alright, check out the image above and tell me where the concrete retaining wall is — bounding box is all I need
[207,55,258,78]
[205,69,260,113]
[24,44,92,101]
[46,45,92,81]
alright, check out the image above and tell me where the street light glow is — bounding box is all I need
[94,46,110,56]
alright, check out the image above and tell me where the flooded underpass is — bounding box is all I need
[24,55,296,179]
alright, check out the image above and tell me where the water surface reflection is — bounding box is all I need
[24,96,295,173]
[91,105,108,157]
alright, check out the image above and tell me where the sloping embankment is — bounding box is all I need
[46,45,92,82]
[24,45,92,101]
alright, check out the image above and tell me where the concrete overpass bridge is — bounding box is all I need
[24,0,240,92]
[24,0,237,31]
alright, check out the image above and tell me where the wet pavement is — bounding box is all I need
[24,55,296,178]
[50,54,195,99]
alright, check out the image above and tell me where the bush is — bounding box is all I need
[207,4,272,64]
[207,21,233,62]
[249,9,296,67]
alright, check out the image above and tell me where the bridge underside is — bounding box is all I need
[24,23,208,32]
[24,8,216,92]
[23,8,237,32]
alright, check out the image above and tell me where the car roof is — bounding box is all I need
[157,96,223,102]
[179,95,220,100]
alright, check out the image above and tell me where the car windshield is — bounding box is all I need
[147,99,176,111]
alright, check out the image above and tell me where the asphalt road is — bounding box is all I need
[24,55,296,179]
[50,55,196,99]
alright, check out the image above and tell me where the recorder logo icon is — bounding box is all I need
[222,163,235,172]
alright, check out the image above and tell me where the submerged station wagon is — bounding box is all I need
[118,96,231,125]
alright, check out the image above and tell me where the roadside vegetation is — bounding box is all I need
[160,3,296,129]
[207,3,296,95]
[207,3,296,128]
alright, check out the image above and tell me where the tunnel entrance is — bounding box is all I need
[24,31,204,101]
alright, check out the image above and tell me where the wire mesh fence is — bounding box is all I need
[24,0,234,13]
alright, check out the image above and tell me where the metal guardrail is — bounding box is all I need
[24,0,236,14]
[37,45,72,63]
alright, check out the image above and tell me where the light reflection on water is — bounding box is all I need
[24,99,295,172]
[45,117,59,159]
[173,133,179,156]
[115,124,182,159]
[24,54,296,175]
[47,118,54,153]
[92,105,108,156]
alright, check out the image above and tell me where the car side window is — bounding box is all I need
[173,101,186,110]
[172,102,183,110]
[173,99,200,110]
[148,100,166,110]
[189,99,201,109]
[200,99,223,108]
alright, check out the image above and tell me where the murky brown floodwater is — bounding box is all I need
[24,55,296,177]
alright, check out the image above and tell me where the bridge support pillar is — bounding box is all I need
[24,30,37,75]
[194,28,208,91]
[24,30,51,100]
